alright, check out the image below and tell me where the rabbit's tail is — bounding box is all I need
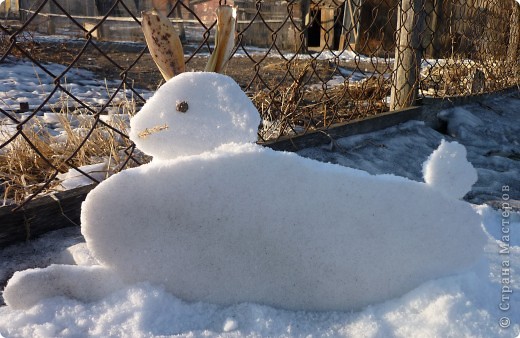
[422,140,477,199]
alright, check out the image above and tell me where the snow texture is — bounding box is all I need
[56,162,108,190]
[0,210,518,337]
[298,94,520,205]
[0,57,152,111]
[423,139,478,199]
[3,73,485,315]
[129,72,260,159]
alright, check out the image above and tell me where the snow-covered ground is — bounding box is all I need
[0,56,152,111]
[0,68,518,337]
[0,50,375,115]
[299,93,520,206]
[0,219,517,337]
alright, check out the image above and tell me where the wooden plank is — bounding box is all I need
[508,1,519,63]
[340,0,363,51]
[301,0,310,52]
[321,8,335,49]
[263,106,423,151]
[390,0,427,110]
[0,185,94,248]
[0,0,19,15]
[263,85,520,152]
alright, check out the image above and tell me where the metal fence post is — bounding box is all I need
[390,0,427,111]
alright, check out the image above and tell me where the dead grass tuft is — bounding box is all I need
[254,60,390,141]
[421,58,520,96]
[0,103,150,206]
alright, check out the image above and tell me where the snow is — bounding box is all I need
[0,72,518,336]
[279,49,391,66]
[74,141,483,311]
[298,94,520,205]
[423,140,478,199]
[0,57,151,111]
[129,73,260,159]
[0,215,518,337]
[56,162,108,190]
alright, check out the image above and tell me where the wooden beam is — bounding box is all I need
[301,0,310,52]
[390,0,427,110]
[0,185,94,248]
[425,0,442,58]
[508,1,519,64]
[321,8,335,49]
[339,0,363,51]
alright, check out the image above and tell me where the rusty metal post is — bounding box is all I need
[390,0,427,110]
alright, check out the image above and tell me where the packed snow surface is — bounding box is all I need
[0,210,518,337]
[0,57,151,111]
[129,73,260,159]
[299,97,520,205]
[0,73,517,337]
[423,139,478,199]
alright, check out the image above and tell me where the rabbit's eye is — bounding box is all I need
[176,101,189,113]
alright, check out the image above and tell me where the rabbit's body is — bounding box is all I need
[79,142,484,311]
[3,73,486,311]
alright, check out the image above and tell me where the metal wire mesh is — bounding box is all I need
[1,0,519,208]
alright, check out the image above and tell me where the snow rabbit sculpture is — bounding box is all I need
[4,72,486,311]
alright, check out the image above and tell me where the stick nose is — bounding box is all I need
[137,124,169,139]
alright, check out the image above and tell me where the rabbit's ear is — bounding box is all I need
[142,8,185,81]
[205,5,237,73]
[151,0,170,16]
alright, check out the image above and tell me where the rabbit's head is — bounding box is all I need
[129,72,260,160]
[135,5,248,160]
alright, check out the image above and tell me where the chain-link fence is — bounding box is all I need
[1,0,519,208]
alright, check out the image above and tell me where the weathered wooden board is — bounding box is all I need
[390,0,426,110]
[0,185,94,248]
[263,106,423,151]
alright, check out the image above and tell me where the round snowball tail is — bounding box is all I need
[422,140,477,199]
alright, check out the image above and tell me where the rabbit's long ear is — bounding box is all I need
[151,0,170,16]
[205,5,237,73]
[142,9,185,81]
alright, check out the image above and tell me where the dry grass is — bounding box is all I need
[0,103,150,206]
[421,58,520,97]
[254,60,391,141]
